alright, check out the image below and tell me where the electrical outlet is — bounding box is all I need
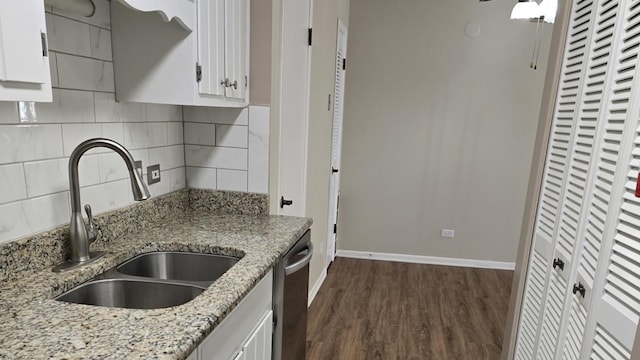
[147,164,160,184]
[441,229,455,238]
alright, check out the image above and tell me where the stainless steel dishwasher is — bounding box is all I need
[273,229,313,360]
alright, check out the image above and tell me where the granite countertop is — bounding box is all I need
[0,191,312,360]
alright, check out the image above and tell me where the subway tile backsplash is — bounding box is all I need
[183,105,269,194]
[56,53,115,92]
[0,125,65,163]
[0,1,269,245]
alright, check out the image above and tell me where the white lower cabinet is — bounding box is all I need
[228,311,273,360]
[190,270,273,360]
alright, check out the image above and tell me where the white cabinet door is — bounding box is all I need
[199,271,273,360]
[239,311,273,360]
[196,0,248,102]
[0,0,51,101]
[223,0,248,101]
[197,0,225,98]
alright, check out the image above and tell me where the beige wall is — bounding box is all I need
[338,0,552,263]
[250,0,272,105]
[306,0,350,289]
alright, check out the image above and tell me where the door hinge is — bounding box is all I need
[333,223,337,234]
[196,63,202,82]
[308,28,313,46]
[342,58,346,70]
[245,75,248,88]
[41,32,48,57]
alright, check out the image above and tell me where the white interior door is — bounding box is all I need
[277,0,312,216]
[327,20,347,265]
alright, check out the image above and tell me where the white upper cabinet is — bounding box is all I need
[197,0,249,102]
[111,0,249,107]
[0,0,52,102]
[222,0,248,101]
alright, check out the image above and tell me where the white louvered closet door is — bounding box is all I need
[327,20,348,265]
[535,0,605,356]
[514,0,595,358]
[578,1,640,356]
[555,0,629,357]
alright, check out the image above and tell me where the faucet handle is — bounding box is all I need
[84,204,97,244]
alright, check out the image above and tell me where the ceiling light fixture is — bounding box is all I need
[511,0,540,20]
[538,0,558,23]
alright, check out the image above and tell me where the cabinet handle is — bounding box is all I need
[230,80,238,89]
[572,282,586,298]
[221,78,230,87]
[552,258,565,271]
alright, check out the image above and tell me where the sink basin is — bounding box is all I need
[117,252,240,283]
[56,279,204,309]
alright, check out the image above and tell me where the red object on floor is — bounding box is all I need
[636,172,640,197]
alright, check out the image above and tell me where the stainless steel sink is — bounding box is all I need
[55,251,241,309]
[117,252,240,284]
[56,279,204,309]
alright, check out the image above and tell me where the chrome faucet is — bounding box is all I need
[53,138,150,272]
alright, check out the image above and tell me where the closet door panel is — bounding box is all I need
[556,0,625,357]
[535,0,601,356]
[514,1,596,358]
[581,1,640,356]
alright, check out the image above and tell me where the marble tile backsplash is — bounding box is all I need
[184,105,270,194]
[0,1,186,244]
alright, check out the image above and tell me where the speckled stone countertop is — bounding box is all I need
[0,190,312,360]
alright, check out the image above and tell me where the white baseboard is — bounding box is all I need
[335,250,515,270]
[308,268,327,307]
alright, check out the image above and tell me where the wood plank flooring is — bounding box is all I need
[307,257,513,360]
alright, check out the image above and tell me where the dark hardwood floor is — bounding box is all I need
[307,257,513,360]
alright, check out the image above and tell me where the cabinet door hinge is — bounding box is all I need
[343,58,346,70]
[333,223,337,234]
[41,32,48,57]
[245,75,248,88]
[196,63,202,82]
[308,28,313,46]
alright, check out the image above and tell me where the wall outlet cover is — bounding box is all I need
[441,229,455,238]
[147,164,160,184]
